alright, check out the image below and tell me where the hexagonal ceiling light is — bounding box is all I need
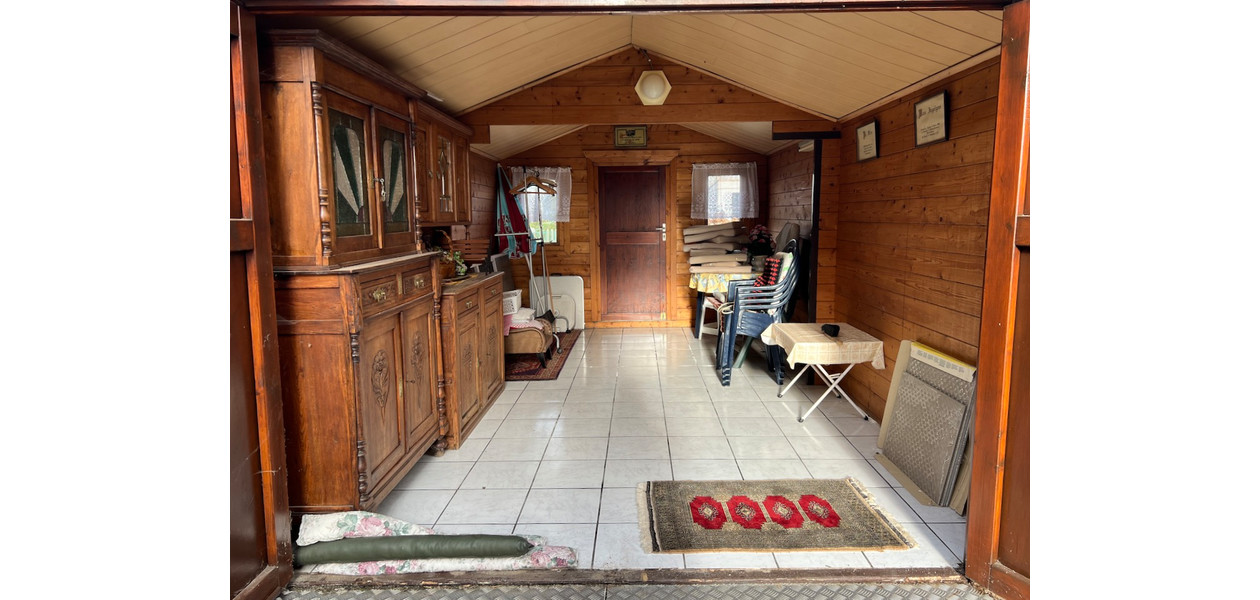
[635,69,671,105]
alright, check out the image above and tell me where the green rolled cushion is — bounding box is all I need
[294,534,534,565]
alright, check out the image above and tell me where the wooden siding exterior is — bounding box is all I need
[814,57,999,422]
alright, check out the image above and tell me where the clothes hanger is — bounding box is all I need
[510,170,557,195]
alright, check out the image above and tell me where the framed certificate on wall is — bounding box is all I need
[857,120,878,161]
[614,125,648,148]
[914,92,948,147]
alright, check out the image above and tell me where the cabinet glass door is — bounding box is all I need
[326,93,377,255]
[377,112,415,250]
[433,131,455,222]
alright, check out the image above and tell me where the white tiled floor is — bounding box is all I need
[377,327,966,570]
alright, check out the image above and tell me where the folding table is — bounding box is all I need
[760,322,885,422]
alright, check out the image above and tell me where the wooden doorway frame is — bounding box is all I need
[584,149,679,327]
[231,3,293,599]
[966,1,1030,599]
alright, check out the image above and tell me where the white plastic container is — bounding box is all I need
[502,289,522,315]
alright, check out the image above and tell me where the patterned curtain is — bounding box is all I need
[690,162,758,220]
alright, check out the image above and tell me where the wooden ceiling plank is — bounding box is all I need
[342,14,450,51]
[716,13,913,92]
[302,15,405,40]
[397,15,573,80]
[785,12,948,74]
[678,122,787,155]
[386,16,503,62]
[476,124,589,160]
[416,15,614,87]
[921,10,1005,41]
[425,19,631,111]
[457,44,637,115]
[862,11,999,55]
[635,14,870,115]
[813,11,972,65]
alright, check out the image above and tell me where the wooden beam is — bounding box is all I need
[966,0,1029,597]
[772,120,843,140]
[583,149,680,165]
[470,124,491,144]
[243,1,1017,16]
[464,103,818,126]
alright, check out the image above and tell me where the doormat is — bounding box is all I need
[638,478,914,553]
[505,329,582,381]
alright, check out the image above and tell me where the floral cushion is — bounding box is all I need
[295,511,435,546]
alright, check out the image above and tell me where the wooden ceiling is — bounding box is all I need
[254,7,1004,159]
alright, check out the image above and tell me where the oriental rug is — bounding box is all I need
[638,478,914,553]
[504,329,582,381]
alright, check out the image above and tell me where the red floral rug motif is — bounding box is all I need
[639,478,914,553]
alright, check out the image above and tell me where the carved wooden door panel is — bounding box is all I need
[401,301,438,451]
[599,166,666,321]
[357,314,407,493]
[481,303,504,400]
[457,313,481,424]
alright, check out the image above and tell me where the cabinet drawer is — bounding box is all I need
[401,267,433,299]
[454,290,480,318]
[360,274,400,310]
[481,282,502,311]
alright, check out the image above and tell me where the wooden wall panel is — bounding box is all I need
[455,152,498,242]
[817,57,999,423]
[767,143,814,244]
[501,123,766,327]
[462,47,817,126]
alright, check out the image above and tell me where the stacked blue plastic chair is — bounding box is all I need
[715,238,800,386]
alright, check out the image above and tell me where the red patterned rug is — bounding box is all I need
[504,329,582,381]
[638,478,914,553]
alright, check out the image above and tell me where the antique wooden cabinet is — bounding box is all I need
[425,123,472,226]
[439,272,505,449]
[273,253,446,513]
[258,29,474,268]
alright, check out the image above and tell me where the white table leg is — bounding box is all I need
[797,363,867,422]
[776,363,812,398]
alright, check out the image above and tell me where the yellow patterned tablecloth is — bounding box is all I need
[760,323,885,370]
[689,272,756,295]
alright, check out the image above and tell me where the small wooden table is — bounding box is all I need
[760,322,885,422]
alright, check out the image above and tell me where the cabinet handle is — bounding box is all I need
[465,300,474,309]
[376,177,386,200]
[372,289,388,302]
[414,276,426,288]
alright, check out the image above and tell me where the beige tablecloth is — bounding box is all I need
[689,272,756,295]
[760,322,885,370]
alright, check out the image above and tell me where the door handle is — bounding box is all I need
[655,223,666,240]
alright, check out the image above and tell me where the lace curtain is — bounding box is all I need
[507,166,572,223]
[690,162,758,220]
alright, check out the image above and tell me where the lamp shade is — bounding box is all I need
[635,70,671,105]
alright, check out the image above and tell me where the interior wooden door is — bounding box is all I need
[230,4,292,599]
[966,2,1030,599]
[599,166,666,321]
